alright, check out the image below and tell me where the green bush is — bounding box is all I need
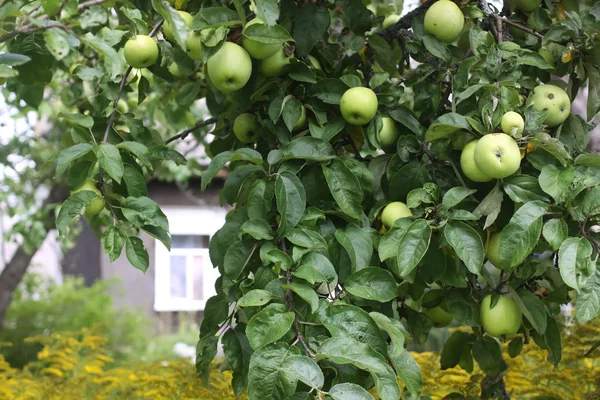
[0,274,149,367]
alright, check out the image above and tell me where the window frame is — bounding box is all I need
[153,206,226,312]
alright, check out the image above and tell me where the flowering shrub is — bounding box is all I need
[0,321,597,400]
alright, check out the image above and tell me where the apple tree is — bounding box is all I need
[1,0,600,398]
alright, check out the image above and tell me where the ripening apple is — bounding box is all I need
[242,18,281,60]
[480,295,523,337]
[72,178,105,216]
[424,0,465,43]
[424,305,453,327]
[207,42,252,92]
[507,0,542,13]
[340,87,378,126]
[486,232,510,270]
[382,14,400,29]
[460,140,493,182]
[163,11,193,43]
[260,48,294,77]
[186,31,203,61]
[233,113,260,143]
[378,117,399,153]
[293,106,307,132]
[168,62,189,78]
[381,201,412,228]
[527,84,571,127]
[474,133,521,179]
[124,35,159,68]
[500,111,525,137]
[538,47,555,68]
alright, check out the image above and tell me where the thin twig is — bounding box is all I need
[381,0,436,40]
[494,16,503,44]
[165,118,217,144]
[18,4,42,28]
[502,18,544,39]
[77,0,110,9]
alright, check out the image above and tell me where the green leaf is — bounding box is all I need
[580,186,600,217]
[508,337,523,358]
[317,336,388,373]
[386,162,430,202]
[543,316,562,366]
[125,236,149,272]
[510,288,548,334]
[59,112,94,128]
[425,113,470,142]
[264,248,293,271]
[200,294,229,337]
[322,160,363,220]
[201,148,263,191]
[559,237,594,291]
[517,50,553,69]
[101,225,125,263]
[472,336,507,376]
[246,304,295,350]
[293,252,337,284]
[335,224,373,272]
[141,225,171,251]
[423,35,451,62]
[224,241,256,279]
[244,23,293,45]
[276,172,306,235]
[277,137,336,162]
[498,201,549,269]
[328,383,375,400]
[93,143,123,184]
[121,197,169,231]
[372,365,401,400]
[441,331,474,370]
[542,218,568,251]
[248,179,274,220]
[310,78,347,104]
[575,153,600,166]
[282,98,303,132]
[292,3,330,56]
[196,335,218,385]
[378,219,411,261]
[239,289,273,307]
[0,53,31,66]
[576,268,600,325]
[56,143,93,176]
[503,175,549,203]
[123,164,148,197]
[152,0,189,50]
[528,132,572,167]
[395,219,432,277]
[80,32,123,80]
[285,355,324,389]
[248,343,297,400]
[444,221,484,276]
[344,268,397,302]
[538,165,574,203]
[190,7,239,30]
[255,0,280,26]
[282,282,319,313]
[56,191,97,236]
[44,29,71,60]
[240,218,274,240]
[222,327,253,397]
[151,145,187,166]
[389,106,425,136]
[117,141,152,168]
[391,349,422,396]
[588,64,600,119]
[473,184,503,230]
[442,187,477,210]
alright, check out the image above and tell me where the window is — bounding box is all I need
[154,207,226,312]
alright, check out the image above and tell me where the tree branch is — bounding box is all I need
[502,18,544,39]
[165,118,217,144]
[382,0,436,40]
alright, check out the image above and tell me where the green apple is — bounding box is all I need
[308,55,322,70]
[378,117,399,153]
[168,62,189,78]
[186,31,203,61]
[486,232,511,270]
[480,295,523,337]
[233,113,260,143]
[163,11,193,43]
[474,133,521,179]
[500,111,525,137]
[424,0,465,43]
[527,84,571,127]
[124,35,159,68]
[340,87,378,126]
[242,18,281,60]
[116,99,129,114]
[452,131,472,150]
[207,42,252,92]
[382,14,400,29]
[72,178,105,217]
[424,305,453,327]
[460,140,493,182]
[260,48,294,77]
[293,106,307,132]
[381,201,412,228]
[507,0,542,13]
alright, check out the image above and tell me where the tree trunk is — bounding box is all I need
[0,184,69,327]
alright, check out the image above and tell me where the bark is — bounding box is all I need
[0,184,69,327]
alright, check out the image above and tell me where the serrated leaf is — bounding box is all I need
[328,383,375,400]
[117,141,152,168]
[125,236,149,272]
[121,196,168,231]
[248,343,297,400]
[240,218,274,240]
[576,268,600,325]
[395,219,432,277]
[317,336,388,374]
[510,287,547,334]
[442,187,477,210]
[238,289,273,307]
[56,143,93,176]
[335,224,373,272]
[282,282,319,313]
[56,191,97,236]
[293,252,337,284]
[542,218,568,251]
[344,268,397,302]
[224,240,256,279]
[539,164,574,203]
[322,159,363,220]
[246,304,295,350]
[444,221,484,276]
[93,143,124,184]
[276,172,306,235]
[101,225,125,262]
[559,237,594,291]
